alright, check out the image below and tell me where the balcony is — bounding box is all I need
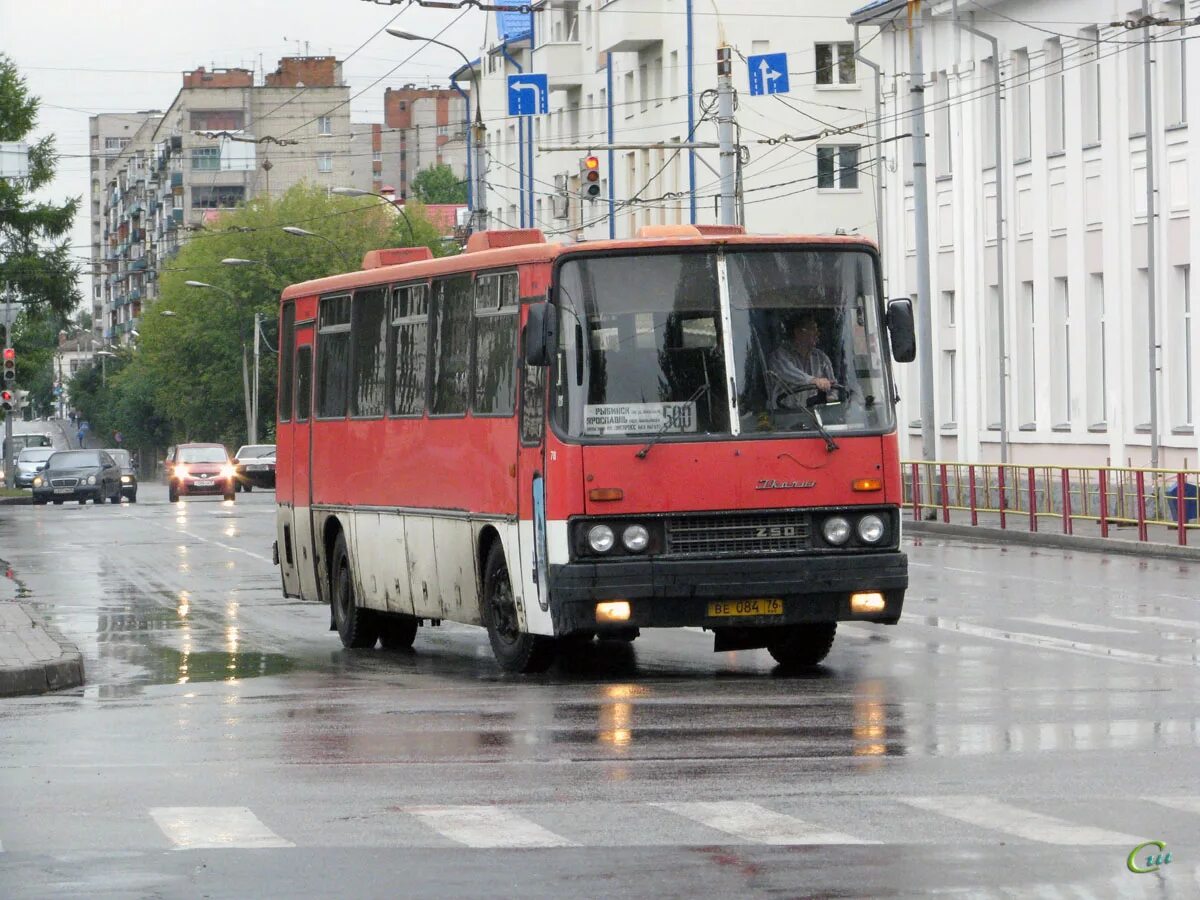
[128,288,141,302]
[131,258,147,271]
[538,42,584,90]
[597,5,663,52]
[170,172,183,189]
[172,208,183,224]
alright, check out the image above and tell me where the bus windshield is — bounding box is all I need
[552,248,894,441]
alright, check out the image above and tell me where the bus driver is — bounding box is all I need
[768,316,837,409]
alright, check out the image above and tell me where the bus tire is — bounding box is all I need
[331,532,379,649]
[766,623,836,668]
[379,614,419,650]
[482,542,556,674]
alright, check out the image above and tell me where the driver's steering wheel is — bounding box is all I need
[776,382,850,408]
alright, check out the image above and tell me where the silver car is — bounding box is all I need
[14,447,55,488]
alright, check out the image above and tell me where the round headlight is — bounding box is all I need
[86,475,97,485]
[622,524,650,553]
[32,476,42,487]
[857,514,886,544]
[587,524,615,554]
[822,516,851,545]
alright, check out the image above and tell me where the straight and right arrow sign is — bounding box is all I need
[747,52,790,96]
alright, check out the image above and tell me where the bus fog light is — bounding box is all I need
[857,514,885,544]
[596,601,631,622]
[850,592,886,615]
[622,524,650,552]
[587,524,615,553]
[822,516,851,545]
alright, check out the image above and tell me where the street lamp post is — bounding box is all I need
[186,279,255,444]
[329,188,417,245]
[386,29,487,233]
[95,350,116,388]
[281,226,357,268]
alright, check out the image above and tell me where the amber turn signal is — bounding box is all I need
[589,487,624,501]
[852,478,883,492]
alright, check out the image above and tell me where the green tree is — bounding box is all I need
[409,164,468,205]
[114,182,450,448]
[0,54,80,318]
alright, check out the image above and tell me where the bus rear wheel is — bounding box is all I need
[482,542,555,674]
[379,614,419,650]
[331,532,379,649]
[766,623,837,669]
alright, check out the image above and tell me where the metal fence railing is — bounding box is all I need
[903,461,1200,546]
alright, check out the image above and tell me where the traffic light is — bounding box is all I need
[1,348,14,383]
[0,389,14,413]
[580,155,601,201]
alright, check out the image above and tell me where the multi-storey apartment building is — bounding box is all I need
[852,0,1199,467]
[459,1,877,240]
[382,86,469,200]
[90,57,352,344]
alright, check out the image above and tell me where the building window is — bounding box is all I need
[1080,28,1102,144]
[942,290,955,327]
[373,150,382,162]
[942,349,957,427]
[1051,277,1070,425]
[1044,39,1065,154]
[1129,37,1146,133]
[318,152,333,173]
[1164,2,1188,126]
[1173,265,1193,427]
[815,42,856,85]
[981,58,997,167]
[191,186,245,209]
[104,137,131,152]
[985,285,1002,426]
[318,115,333,136]
[1012,50,1031,160]
[191,147,220,170]
[1085,274,1107,427]
[935,73,952,176]
[189,110,244,132]
[817,145,860,190]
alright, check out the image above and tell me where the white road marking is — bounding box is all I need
[174,528,272,563]
[914,617,1196,669]
[1145,796,1200,815]
[150,807,294,850]
[1114,615,1200,632]
[654,801,877,845]
[901,797,1145,845]
[1012,615,1138,635]
[405,805,577,848]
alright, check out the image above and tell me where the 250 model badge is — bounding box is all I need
[756,479,816,490]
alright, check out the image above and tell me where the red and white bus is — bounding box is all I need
[273,226,915,672]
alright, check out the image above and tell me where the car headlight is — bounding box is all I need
[622,524,650,553]
[175,466,188,479]
[587,524,615,554]
[857,514,886,544]
[86,475,97,485]
[32,476,42,487]
[822,516,851,545]
[121,475,132,483]
[220,464,236,479]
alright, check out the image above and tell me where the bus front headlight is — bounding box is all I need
[587,524,615,554]
[622,524,650,553]
[857,514,886,544]
[822,516,851,546]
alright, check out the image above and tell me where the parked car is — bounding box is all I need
[3,433,53,458]
[233,444,276,492]
[168,443,236,503]
[105,448,138,502]
[14,447,56,488]
[31,450,123,505]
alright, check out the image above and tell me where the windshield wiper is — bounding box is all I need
[636,383,711,459]
[794,402,839,453]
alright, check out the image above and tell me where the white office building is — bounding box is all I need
[457,0,878,241]
[852,0,1199,468]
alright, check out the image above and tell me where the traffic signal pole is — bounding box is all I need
[3,292,14,487]
[716,44,737,226]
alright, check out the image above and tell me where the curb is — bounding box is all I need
[0,603,85,697]
[0,495,31,505]
[906,519,1200,562]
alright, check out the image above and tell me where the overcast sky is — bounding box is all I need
[1,0,487,305]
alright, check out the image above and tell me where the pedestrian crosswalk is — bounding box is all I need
[2,795,1194,854]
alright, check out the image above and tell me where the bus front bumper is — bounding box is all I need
[546,551,907,635]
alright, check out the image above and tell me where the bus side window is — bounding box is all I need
[316,294,351,418]
[389,283,429,417]
[430,275,473,416]
[296,347,312,421]
[474,272,519,417]
[520,352,546,445]
[279,302,295,422]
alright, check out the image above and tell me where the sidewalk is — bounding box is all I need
[0,601,84,697]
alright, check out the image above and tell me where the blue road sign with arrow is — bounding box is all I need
[507,73,549,115]
[747,52,789,96]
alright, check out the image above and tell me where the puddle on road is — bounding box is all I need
[147,647,294,685]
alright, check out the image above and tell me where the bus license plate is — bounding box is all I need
[707,599,784,618]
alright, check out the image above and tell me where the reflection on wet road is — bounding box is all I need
[1,489,1198,898]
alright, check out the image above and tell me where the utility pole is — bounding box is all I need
[1142,4,1160,468]
[252,312,262,444]
[909,2,937,461]
[716,44,738,226]
[474,119,489,233]
[2,287,13,487]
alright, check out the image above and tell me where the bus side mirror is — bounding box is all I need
[525,302,558,367]
[886,298,916,363]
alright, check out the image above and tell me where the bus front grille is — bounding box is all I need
[664,512,811,557]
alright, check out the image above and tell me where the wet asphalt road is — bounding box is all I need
[0,487,1198,899]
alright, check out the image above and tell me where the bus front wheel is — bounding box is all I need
[482,542,556,674]
[766,623,837,669]
[332,532,379,649]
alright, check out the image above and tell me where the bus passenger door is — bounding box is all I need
[288,330,321,602]
[515,351,554,636]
